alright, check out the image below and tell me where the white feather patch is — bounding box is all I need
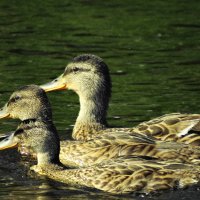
[177,119,200,137]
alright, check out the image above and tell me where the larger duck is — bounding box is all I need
[0,85,200,194]
[0,85,200,167]
[39,54,200,144]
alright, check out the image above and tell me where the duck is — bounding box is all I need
[39,54,200,145]
[2,131,200,195]
[1,85,200,167]
[0,86,200,194]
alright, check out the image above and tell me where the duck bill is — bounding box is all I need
[0,104,10,119]
[40,75,67,92]
[0,132,18,150]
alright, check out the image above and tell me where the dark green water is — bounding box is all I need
[0,0,200,199]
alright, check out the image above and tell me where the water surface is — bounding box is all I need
[0,0,200,199]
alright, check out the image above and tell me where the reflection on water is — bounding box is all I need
[0,0,200,199]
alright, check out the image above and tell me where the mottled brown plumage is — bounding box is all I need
[1,85,200,168]
[60,130,200,167]
[131,113,200,145]
[31,156,200,194]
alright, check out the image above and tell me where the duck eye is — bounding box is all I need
[72,67,79,73]
[14,128,24,136]
[9,96,21,104]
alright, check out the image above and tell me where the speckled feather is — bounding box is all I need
[59,130,200,167]
[72,113,200,145]
[130,113,200,145]
[32,156,200,194]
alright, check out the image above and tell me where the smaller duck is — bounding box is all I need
[0,85,200,167]
[0,86,200,194]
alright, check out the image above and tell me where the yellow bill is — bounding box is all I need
[0,132,18,150]
[0,104,10,119]
[40,74,67,92]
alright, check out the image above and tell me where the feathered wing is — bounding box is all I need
[131,113,200,145]
[59,132,156,167]
[60,131,200,167]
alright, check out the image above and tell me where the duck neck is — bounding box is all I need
[20,118,61,166]
[72,92,109,141]
[37,151,60,166]
[39,122,60,166]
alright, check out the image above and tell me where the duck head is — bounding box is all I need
[0,122,60,165]
[0,85,60,165]
[40,54,111,100]
[0,85,52,121]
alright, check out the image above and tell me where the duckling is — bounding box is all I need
[39,54,200,144]
[0,93,200,194]
[1,85,200,167]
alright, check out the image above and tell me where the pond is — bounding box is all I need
[0,0,200,199]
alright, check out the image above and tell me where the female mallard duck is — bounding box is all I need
[38,54,200,144]
[0,87,200,194]
[0,85,200,167]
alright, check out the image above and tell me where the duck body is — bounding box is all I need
[32,156,200,194]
